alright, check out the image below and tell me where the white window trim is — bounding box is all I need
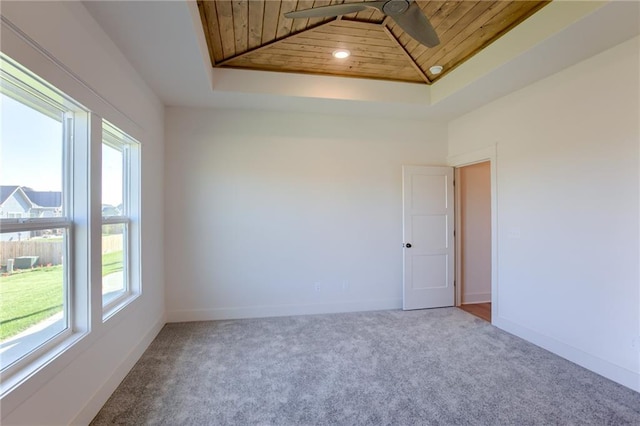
[0,54,91,391]
[0,20,145,413]
[100,121,141,320]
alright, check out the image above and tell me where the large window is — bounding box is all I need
[0,56,80,374]
[0,53,141,388]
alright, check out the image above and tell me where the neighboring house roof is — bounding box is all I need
[0,185,62,208]
[0,185,19,205]
[23,188,62,208]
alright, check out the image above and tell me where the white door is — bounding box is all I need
[402,165,455,310]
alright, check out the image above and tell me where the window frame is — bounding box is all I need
[0,23,145,405]
[0,55,87,380]
[0,50,142,394]
[100,122,140,318]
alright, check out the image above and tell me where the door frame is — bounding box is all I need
[448,145,498,323]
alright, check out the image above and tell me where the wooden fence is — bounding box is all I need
[102,234,123,254]
[0,235,122,267]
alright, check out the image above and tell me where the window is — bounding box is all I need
[0,55,83,375]
[0,53,141,389]
[101,122,140,315]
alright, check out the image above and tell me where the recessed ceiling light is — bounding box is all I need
[429,65,443,75]
[332,49,351,59]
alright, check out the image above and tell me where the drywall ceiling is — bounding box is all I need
[83,0,639,121]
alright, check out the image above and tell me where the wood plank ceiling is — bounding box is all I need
[198,1,549,84]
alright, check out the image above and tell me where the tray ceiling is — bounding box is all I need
[197,0,549,84]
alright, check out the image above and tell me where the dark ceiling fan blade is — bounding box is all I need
[391,2,440,47]
[285,2,385,19]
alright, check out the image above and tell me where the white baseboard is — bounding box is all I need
[167,298,403,322]
[71,315,166,425]
[461,292,491,304]
[494,316,640,393]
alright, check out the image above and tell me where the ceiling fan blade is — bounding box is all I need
[391,3,440,47]
[285,2,385,19]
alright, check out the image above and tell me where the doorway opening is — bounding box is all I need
[455,161,491,322]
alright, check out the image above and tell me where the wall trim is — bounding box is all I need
[167,299,403,323]
[447,145,496,168]
[461,292,491,304]
[494,316,640,392]
[454,167,463,307]
[71,315,166,425]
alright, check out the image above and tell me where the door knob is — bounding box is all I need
[405,243,412,248]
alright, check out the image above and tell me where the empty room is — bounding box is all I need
[0,1,639,424]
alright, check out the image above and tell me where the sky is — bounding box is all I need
[0,93,122,206]
[0,93,62,192]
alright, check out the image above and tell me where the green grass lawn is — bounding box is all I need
[0,250,124,341]
[0,266,63,341]
[102,250,123,276]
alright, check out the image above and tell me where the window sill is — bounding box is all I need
[102,291,139,323]
[0,329,88,398]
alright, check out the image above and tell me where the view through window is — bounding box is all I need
[1,52,141,384]
[0,66,71,370]
[102,126,130,307]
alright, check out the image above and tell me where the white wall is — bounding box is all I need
[449,37,640,391]
[1,2,165,424]
[165,108,447,321]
